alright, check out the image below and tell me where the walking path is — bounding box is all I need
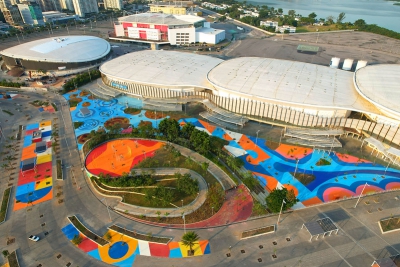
[109,168,208,217]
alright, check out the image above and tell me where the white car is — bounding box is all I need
[28,235,39,242]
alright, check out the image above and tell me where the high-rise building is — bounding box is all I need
[17,2,44,25]
[0,0,12,9]
[72,0,98,17]
[103,0,122,10]
[2,5,23,25]
[35,0,61,12]
[60,0,73,11]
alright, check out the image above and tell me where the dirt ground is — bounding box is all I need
[223,31,400,66]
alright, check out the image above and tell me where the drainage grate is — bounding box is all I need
[226,253,231,257]
[241,250,245,254]
[259,245,263,249]
[273,241,277,245]
[272,254,277,259]
[286,237,291,242]
[258,258,262,262]
[57,254,62,259]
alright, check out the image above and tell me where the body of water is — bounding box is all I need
[243,0,400,33]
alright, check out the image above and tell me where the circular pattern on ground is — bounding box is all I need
[78,119,100,131]
[104,117,131,129]
[98,99,118,107]
[108,241,129,259]
[99,110,114,117]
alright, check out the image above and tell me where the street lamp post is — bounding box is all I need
[279,128,284,146]
[212,206,214,216]
[182,213,186,233]
[101,198,112,221]
[354,182,369,208]
[277,199,286,225]
[181,199,183,207]
[255,130,260,148]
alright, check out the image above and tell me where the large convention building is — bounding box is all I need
[99,50,400,146]
[1,36,111,76]
[111,13,225,46]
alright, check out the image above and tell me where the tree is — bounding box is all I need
[288,10,296,17]
[181,122,195,139]
[181,231,200,255]
[158,118,180,142]
[354,19,366,28]
[241,171,259,191]
[277,8,283,14]
[337,12,346,24]
[177,173,199,195]
[265,188,298,213]
[72,234,83,245]
[308,12,317,19]
[326,15,335,24]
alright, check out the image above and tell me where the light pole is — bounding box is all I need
[277,199,286,225]
[293,159,299,179]
[384,157,394,176]
[279,128,284,146]
[182,213,186,233]
[255,130,260,148]
[181,199,183,207]
[101,198,112,221]
[354,182,369,208]
[212,206,214,216]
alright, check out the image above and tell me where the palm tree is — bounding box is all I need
[181,231,200,256]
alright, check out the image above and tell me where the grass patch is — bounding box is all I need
[2,110,13,115]
[290,172,316,186]
[68,97,82,107]
[30,100,49,107]
[68,216,108,246]
[316,158,331,166]
[51,103,58,111]
[380,217,400,232]
[56,160,62,180]
[241,225,275,239]
[74,121,84,129]
[7,251,19,267]
[0,187,11,222]
[124,107,141,115]
[109,225,171,243]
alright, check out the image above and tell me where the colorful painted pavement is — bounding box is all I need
[0,93,19,100]
[14,121,53,210]
[61,223,210,266]
[64,90,162,151]
[85,139,164,177]
[179,118,400,208]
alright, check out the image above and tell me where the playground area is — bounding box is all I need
[14,120,53,210]
[179,118,400,208]
[61,223,210,266]
[85,139,164,177]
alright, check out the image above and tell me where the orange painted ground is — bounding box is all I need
[275,144,313,160]
[198,120,216,134]
[283,184,299,196]
[21,144,36,161]
[302,196,324,206]
[85,139,164,177]
[253,172,278,192]
[336,153,371,164]
[238,135,270,165]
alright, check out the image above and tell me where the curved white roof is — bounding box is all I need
[100,50,224,88]
[207,57,380,113]
[0,36,110,63]
[354,64,400,118]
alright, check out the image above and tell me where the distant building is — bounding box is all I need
[112,13,225,46]
[72,0,98,17]
[17,2,44,25]
[103,0,123,10]
[36,0,62,12]
[149,1,193,15]
[60,0,74,12]
[277,25,296,33]
[260,20,278,28]
[1,5,23,25]
[42,11,78,24]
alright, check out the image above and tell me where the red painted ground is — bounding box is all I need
[336,153,371,164]
[126,185,253,228]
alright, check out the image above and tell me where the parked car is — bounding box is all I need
[28,235,39,242]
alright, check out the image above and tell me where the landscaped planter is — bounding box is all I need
[379,216,400,234]
[68,216,108,246]
[8,250,19,267]
[56,160,63,180]
[0,187,12,224]
[109,225,171,244]
[241,225,275,239]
